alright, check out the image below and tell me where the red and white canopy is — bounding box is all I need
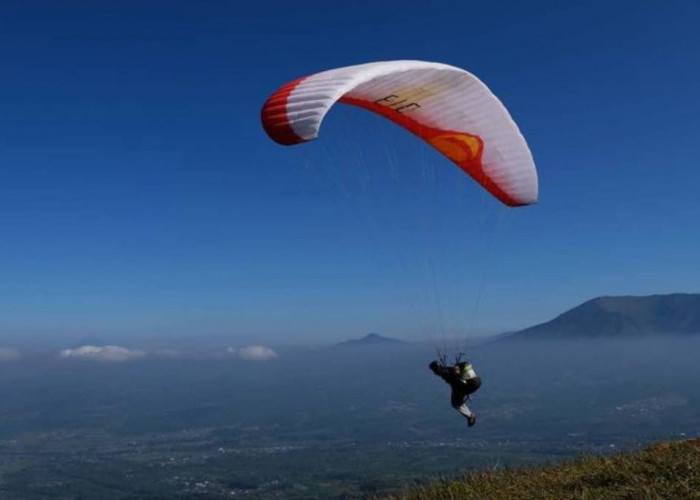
[261,60,538,207]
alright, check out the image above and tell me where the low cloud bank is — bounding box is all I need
[59,345,145,362]
[0,347,21,361]
[227,345,279,361]
[152,348,181,358]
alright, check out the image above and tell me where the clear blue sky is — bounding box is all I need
[1,1,698,344]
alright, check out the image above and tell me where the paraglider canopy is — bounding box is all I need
[261,60,538,207]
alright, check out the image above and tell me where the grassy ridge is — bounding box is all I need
[385,438,700,500]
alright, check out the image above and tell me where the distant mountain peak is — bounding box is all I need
[336,333,406,347]
[499,293,700,341]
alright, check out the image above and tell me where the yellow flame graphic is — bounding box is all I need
[428,133,482,163]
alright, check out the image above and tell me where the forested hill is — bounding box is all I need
[335,333,406,347]
[500,293,700,340]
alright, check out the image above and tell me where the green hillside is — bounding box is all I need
[384,438,700,500]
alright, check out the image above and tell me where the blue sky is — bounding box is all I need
[1,1,698,344]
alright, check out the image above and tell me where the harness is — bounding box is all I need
[459,363,478,381]
[438,351,478,382]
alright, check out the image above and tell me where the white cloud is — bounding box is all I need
[0,347,21,362]
[228,345,278,361]
[59,345,145,362]
[152,348,181,358]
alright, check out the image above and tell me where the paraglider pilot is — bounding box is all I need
[429,358,481,427]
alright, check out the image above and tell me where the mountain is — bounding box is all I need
[500,293,700,341]
[336,333,407,347]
